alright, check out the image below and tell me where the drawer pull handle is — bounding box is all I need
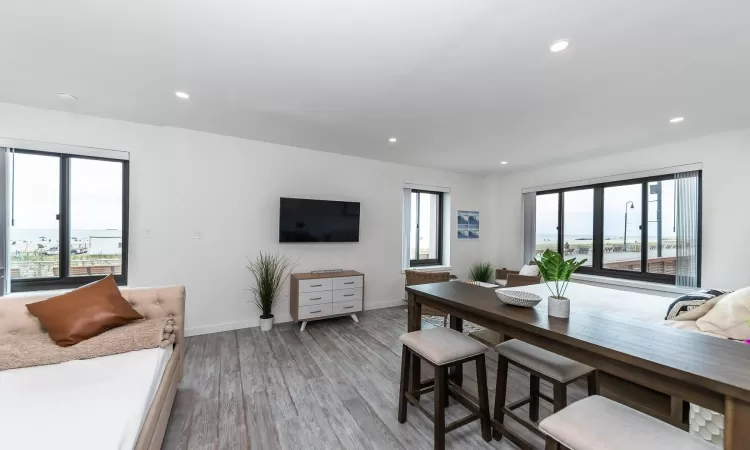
[344,281,355,284]
[343,306,354,309]
[310,284,322,287]
[310,297,322,300]
[344,294,354,297]
[310,310,322,314]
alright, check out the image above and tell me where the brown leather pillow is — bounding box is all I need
[26,275,143,347]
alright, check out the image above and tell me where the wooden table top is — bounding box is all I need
[407,281,750,403]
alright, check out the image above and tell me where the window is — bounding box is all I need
[602,183,642,273]
[535,193,558,256]
[535,172,700,285]
[10,149,128,291]
[409,189,443,267]
[563,189,593,267]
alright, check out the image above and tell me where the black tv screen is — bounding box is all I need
[279,198,360,243]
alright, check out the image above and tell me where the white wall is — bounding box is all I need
[0,102,488,335]
[484,128,750,291]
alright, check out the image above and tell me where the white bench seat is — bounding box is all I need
[539,396,716,450]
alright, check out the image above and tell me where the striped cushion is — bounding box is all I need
[664,289,731,320]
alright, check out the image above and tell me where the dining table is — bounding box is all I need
[405,281,750,450]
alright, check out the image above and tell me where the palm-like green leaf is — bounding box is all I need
[534,249,587,299]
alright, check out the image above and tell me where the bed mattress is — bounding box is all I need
[0,346,173,450]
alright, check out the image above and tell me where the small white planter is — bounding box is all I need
[260,316,274,332]
[548,296,570,319]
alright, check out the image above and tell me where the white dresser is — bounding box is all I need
[290,270,364,331]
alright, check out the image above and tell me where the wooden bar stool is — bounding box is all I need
[540,395,715,450]
[398,327,492,450]
[493,339,598,445]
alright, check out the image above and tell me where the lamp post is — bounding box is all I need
[624,201,635,249]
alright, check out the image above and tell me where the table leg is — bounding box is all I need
[408,292,422,398]
[449,315,464,387]
[725,396,750,450]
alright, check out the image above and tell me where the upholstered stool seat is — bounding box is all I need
[492,339,598,448]
[398,327,491,450]
[399,327,487,365]
[540,395,716,450]
[495,339,593,383]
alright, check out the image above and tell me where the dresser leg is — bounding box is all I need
[300,321,308,332]
[351,314,359,323]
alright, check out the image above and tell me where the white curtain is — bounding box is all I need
[522,192,536,265]
[402,188,412,271]
[0,148,7,295]
[675,171,700,287]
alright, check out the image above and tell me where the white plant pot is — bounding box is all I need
[548,296,570,319]
[260,316,274,332]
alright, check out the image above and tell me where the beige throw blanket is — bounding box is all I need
[0,317,176,371]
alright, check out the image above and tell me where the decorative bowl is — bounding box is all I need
[495,289,542,308]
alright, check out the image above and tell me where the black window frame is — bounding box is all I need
[537,171,702,286]
[10,148,129,292]
[409,189,444,267]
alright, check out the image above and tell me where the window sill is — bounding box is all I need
[401,265,452,274]
[571,273,693,295]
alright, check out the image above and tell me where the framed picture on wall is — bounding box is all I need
[458,210,479,239]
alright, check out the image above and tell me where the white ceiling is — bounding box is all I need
[1,0,749,174]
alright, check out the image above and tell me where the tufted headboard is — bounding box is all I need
[0,285,186,379]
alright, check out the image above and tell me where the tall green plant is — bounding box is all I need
[469,261,493,283]
[247,252,298,319]
[534,249,587,299]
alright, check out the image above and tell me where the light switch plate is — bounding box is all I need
[144,229,152,238]
[193,231,203,239]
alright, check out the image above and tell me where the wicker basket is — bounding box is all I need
[495,290,542,308]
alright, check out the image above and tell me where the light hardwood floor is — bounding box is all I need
[162,306,587,450]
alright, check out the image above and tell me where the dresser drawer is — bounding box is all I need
[298,303,333,320]
[332,276,363,290]
[298,278,333,293]
[299,290,333,307]
[332,300,362,315]
[333,288,363,303]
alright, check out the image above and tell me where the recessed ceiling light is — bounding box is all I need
[501,161,508,165]
[550,40,569,53]
[669,117,685,123]
[175,91,190,99]
[57,92,77,101]
[388,137,397,143]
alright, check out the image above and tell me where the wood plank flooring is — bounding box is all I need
[162,307,587,450]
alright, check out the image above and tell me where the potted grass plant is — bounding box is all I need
[247,252,298,331]
[535,249,587,319]
[469,262,493,283]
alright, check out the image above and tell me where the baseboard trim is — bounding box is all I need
[185,314,294,336]
[185,301,404,336]
[365,299,407,310]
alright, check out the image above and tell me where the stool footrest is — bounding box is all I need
[503,407,546,439]
[491,418,534,450]
[506,397,532,411]
[405,392,435,422]
[445,413,479,433]
[538,392,554,404]
[447,381,481,411]
[412,385,435,397]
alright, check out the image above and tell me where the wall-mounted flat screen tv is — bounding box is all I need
[279,198,360,243]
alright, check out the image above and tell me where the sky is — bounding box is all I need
[536,180,677,240]
[11,152,122,231]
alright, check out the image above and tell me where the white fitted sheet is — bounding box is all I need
[0,346,173,450]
